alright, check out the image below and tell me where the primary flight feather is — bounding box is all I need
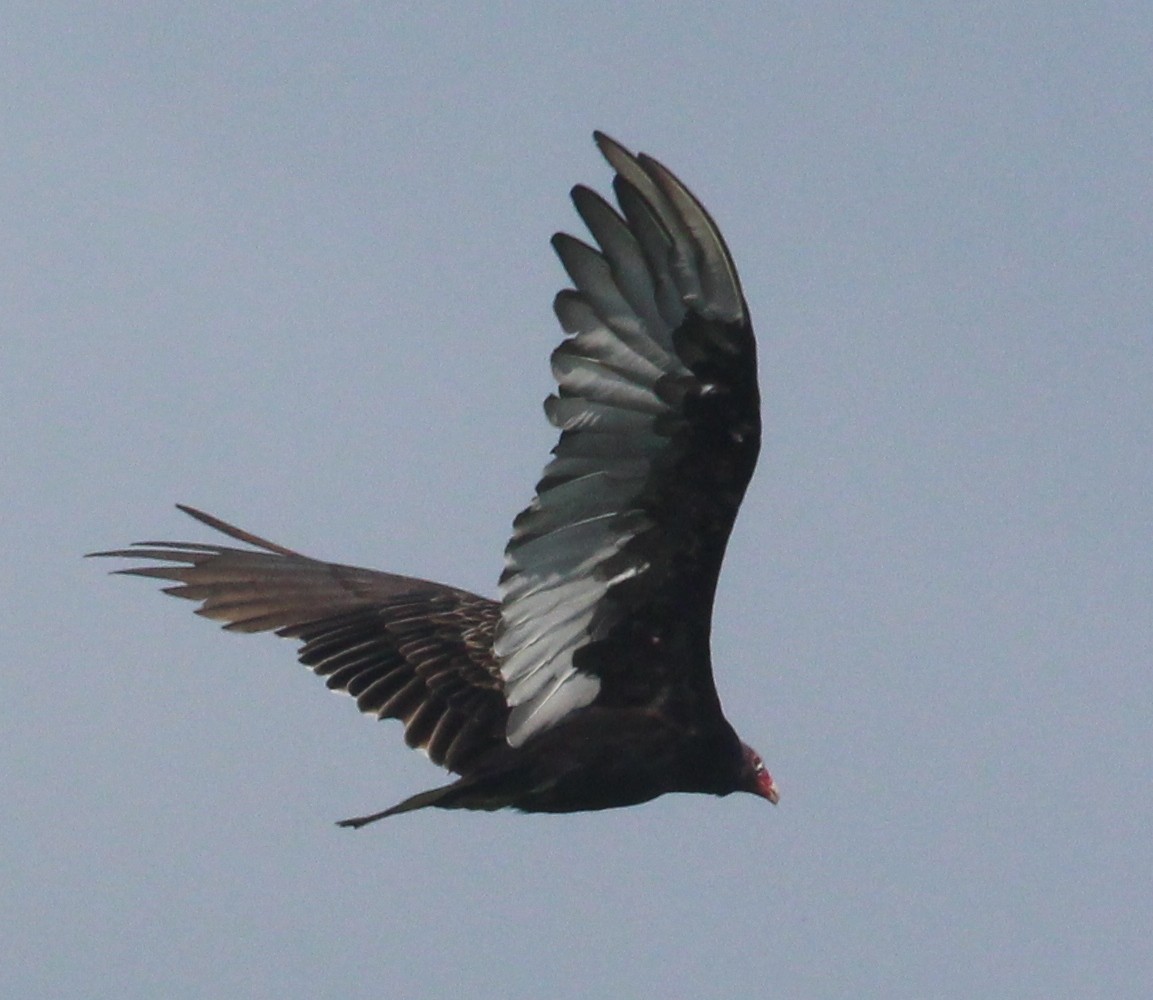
[92,132,778,826]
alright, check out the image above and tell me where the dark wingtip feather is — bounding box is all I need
[592,130,629,162]
[174,504,302,556]
[86,504,302,561]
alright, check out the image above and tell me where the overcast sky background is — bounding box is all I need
[5,5,1151,998]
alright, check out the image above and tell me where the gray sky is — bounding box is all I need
[6,5,1151,998]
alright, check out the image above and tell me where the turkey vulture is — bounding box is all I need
[92,132,778,826]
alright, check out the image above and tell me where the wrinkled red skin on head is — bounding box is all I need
[740,743,780,804]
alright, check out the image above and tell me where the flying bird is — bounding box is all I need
[93,132,778,826]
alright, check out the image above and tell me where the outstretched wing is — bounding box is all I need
[497,133,760,746]
[92,506,507,774]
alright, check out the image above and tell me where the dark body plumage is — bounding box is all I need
[93,133,778,825]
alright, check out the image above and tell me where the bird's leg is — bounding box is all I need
[335,781,463,827]
[335,809,392,829]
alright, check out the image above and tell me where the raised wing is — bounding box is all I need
[92,505,507,773]
[496,133,760,746]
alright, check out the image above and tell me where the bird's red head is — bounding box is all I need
[740,744,779,804]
